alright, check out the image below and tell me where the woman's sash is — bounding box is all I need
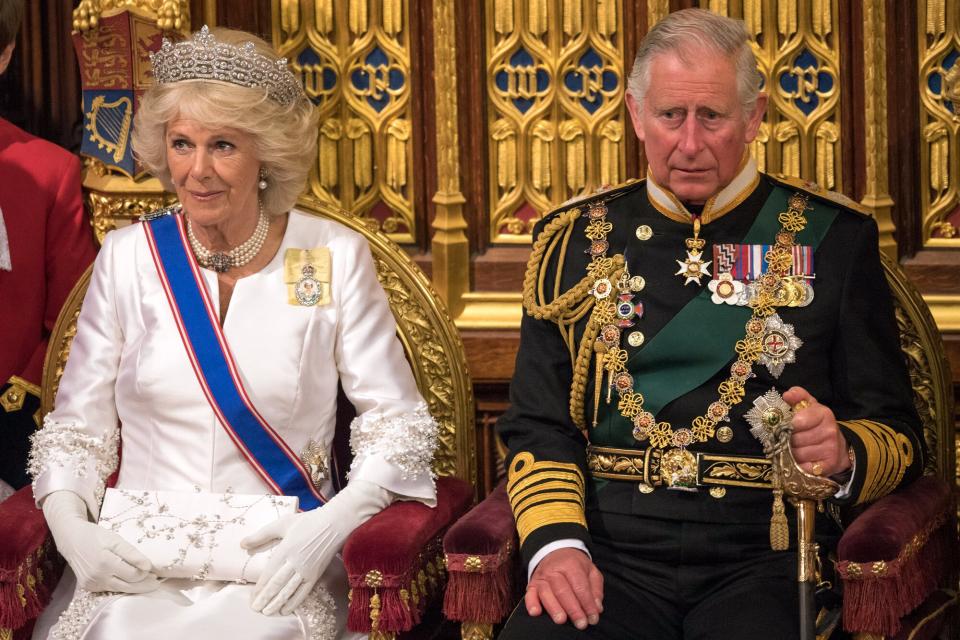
[142,211,324,511]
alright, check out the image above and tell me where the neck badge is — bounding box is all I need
[676,217,711,286]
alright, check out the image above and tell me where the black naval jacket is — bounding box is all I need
[497,173,925,566]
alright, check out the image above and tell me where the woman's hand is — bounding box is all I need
[241,479,392,616]
[42,490,160,593]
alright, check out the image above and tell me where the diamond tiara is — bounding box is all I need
[149,26,306,107]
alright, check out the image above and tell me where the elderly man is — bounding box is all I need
[0,0,96,499]
[497,9,923,640]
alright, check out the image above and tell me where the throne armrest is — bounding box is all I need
[836,475,958,637]
[0,486,63,633]
[442,483,518,625]
[342,475,473,634]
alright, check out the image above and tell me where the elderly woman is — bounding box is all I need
[28,27,436,640]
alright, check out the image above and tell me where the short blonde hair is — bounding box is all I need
[132,28,318,217]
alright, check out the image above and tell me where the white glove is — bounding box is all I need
[41,490,161,593]
[241,479,392,616]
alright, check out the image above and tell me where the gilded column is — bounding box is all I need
[861,0,896,258]
[202,0,217,27]
[431,0,469,316]
[648,0,670,29]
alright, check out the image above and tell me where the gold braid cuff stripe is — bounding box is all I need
[580,193,811,448]
[507,452,587,545]
[587,444,774,489]
[839,419,914,505]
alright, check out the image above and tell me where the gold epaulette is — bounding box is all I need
[522,178,644,320]
[768,173,873,216]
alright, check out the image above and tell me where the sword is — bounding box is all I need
[746,392,839,640]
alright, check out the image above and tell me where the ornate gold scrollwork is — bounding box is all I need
[84,160,178,245]
[880,253,956,482]
[73,0,189,32]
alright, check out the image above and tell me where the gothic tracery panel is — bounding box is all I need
[486,0,626,244]
[919,0,960,244]
[710,0,841,192]
[273,0,415,242]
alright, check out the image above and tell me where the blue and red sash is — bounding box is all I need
[142,211,324,511]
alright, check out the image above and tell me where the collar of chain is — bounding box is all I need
[583,192,811,449]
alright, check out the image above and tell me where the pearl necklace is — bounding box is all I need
[186,206,270,273]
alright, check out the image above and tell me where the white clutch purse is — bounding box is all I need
[97,487,298,583]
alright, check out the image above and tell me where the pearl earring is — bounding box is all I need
[258,170,268,190]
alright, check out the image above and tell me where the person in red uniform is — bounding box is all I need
[0,0,96,496]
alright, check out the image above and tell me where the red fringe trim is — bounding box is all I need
[345,537,446,633]
[840,509,954,637]
[443,544,516,623]
[0,539,63,631]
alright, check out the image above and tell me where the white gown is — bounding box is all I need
[29,210,438,640]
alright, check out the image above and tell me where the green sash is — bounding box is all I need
[592,186,839,447]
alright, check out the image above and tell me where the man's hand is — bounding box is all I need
[525,547,603,630]
[783,386,851,478]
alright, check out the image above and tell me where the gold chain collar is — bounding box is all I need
[583,193,812,449]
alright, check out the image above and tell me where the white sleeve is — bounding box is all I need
[832,453,857,500]
[29,233,122,518]
[527,539,591,581]
[333,233,437,506]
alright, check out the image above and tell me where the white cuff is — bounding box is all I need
[832,453,857,500]
[527,539,591,582]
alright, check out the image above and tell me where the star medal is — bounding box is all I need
[745,389,794,453]
[676,217,711,286]
[295,263,322,306]
[708,272,744,305]
[759,313,802,378]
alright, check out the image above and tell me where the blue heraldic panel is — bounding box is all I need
[81,89,136,177]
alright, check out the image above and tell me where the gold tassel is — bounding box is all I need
[592,343,607,428]
[770,489,789,550]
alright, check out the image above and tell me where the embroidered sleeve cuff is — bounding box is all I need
[837,419,915,505]
[507,452,587,561]
[348,402,438,503]
[28,418,120,517]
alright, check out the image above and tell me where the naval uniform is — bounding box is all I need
[496,160,924,640]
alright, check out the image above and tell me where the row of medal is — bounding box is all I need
[592,221,806,380]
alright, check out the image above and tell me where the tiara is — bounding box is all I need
[149,26,305,107]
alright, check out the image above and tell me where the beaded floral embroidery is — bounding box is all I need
[349,402,438,481]
[28,418,120,507]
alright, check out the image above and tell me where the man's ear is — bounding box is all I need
[0,43,14,76]
[744,92,767,143]
[626,92,645,143]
